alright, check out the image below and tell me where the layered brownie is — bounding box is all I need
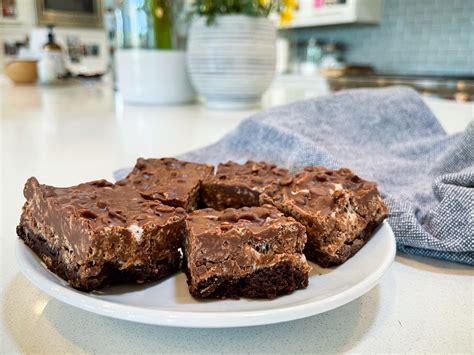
[261,166,388,267]
[201,161,291,210]
[17,177,186,291]
[117,157,214,212]
[184,206,311,299]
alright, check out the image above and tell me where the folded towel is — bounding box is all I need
[115,86,473,265]
[181,87,474,265]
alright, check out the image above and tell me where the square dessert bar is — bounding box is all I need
[17,177,186,291]
[116,157,214,212]
[184,206,311,299]
[261,166,388,267]
[201,161,291,210]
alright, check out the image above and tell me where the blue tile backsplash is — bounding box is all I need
[282,0,474,76]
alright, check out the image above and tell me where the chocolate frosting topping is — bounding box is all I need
[213,160,290,192]
[116,157,213,210]
[266,166,380,217]
[25,177,184,230]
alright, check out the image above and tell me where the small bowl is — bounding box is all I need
[4,60,38,84]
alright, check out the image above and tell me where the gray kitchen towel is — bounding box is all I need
[116,86,474,265]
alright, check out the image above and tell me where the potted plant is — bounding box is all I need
[187,0,297,109]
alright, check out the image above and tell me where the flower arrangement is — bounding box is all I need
[189,0,298,25]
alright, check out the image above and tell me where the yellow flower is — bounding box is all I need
[279,7,293,25]
[283,0,298,9]
[258,0,270,6]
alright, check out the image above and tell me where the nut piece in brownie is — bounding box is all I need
[261,166,388,267]
[184,205,311,299]
[201,161,291,210]
[17,177,186,291]
[117,157,214,212]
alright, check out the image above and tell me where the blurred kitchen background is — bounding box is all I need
[1,0,473,105]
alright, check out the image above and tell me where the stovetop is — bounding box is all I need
[327,74,474,102]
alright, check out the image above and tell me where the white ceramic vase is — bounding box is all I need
[115,49,195,105]
[187,15,276,109]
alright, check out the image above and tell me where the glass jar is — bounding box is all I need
[300,38,324,75]
[112,0,187,50]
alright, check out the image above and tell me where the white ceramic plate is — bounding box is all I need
[16,221,395,328]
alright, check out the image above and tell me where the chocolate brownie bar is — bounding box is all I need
[201,161,291,210]
[184,206,311,299]
[261,166,388,267]
[17,177,186,291]
[117,157,213,212]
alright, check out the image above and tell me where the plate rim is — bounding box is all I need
[16,221,396,328]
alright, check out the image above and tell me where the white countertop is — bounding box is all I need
[1,77,473,354]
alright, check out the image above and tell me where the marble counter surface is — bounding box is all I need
[1,77,472,354]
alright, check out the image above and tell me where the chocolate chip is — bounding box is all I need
[91,179,114,188]
[136,158,147,170]
[271,167,286,176]
[175,207,185,214]
[108,210,127,222]
[79,209,98,219]
[278,176,293,186]
[220,222,233,231]
[339,168,352,175]
[351,175,361,183]
[155,204,174,213]
[295,175,311,185]
[293,196,307,206]
[218,211,238,223]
